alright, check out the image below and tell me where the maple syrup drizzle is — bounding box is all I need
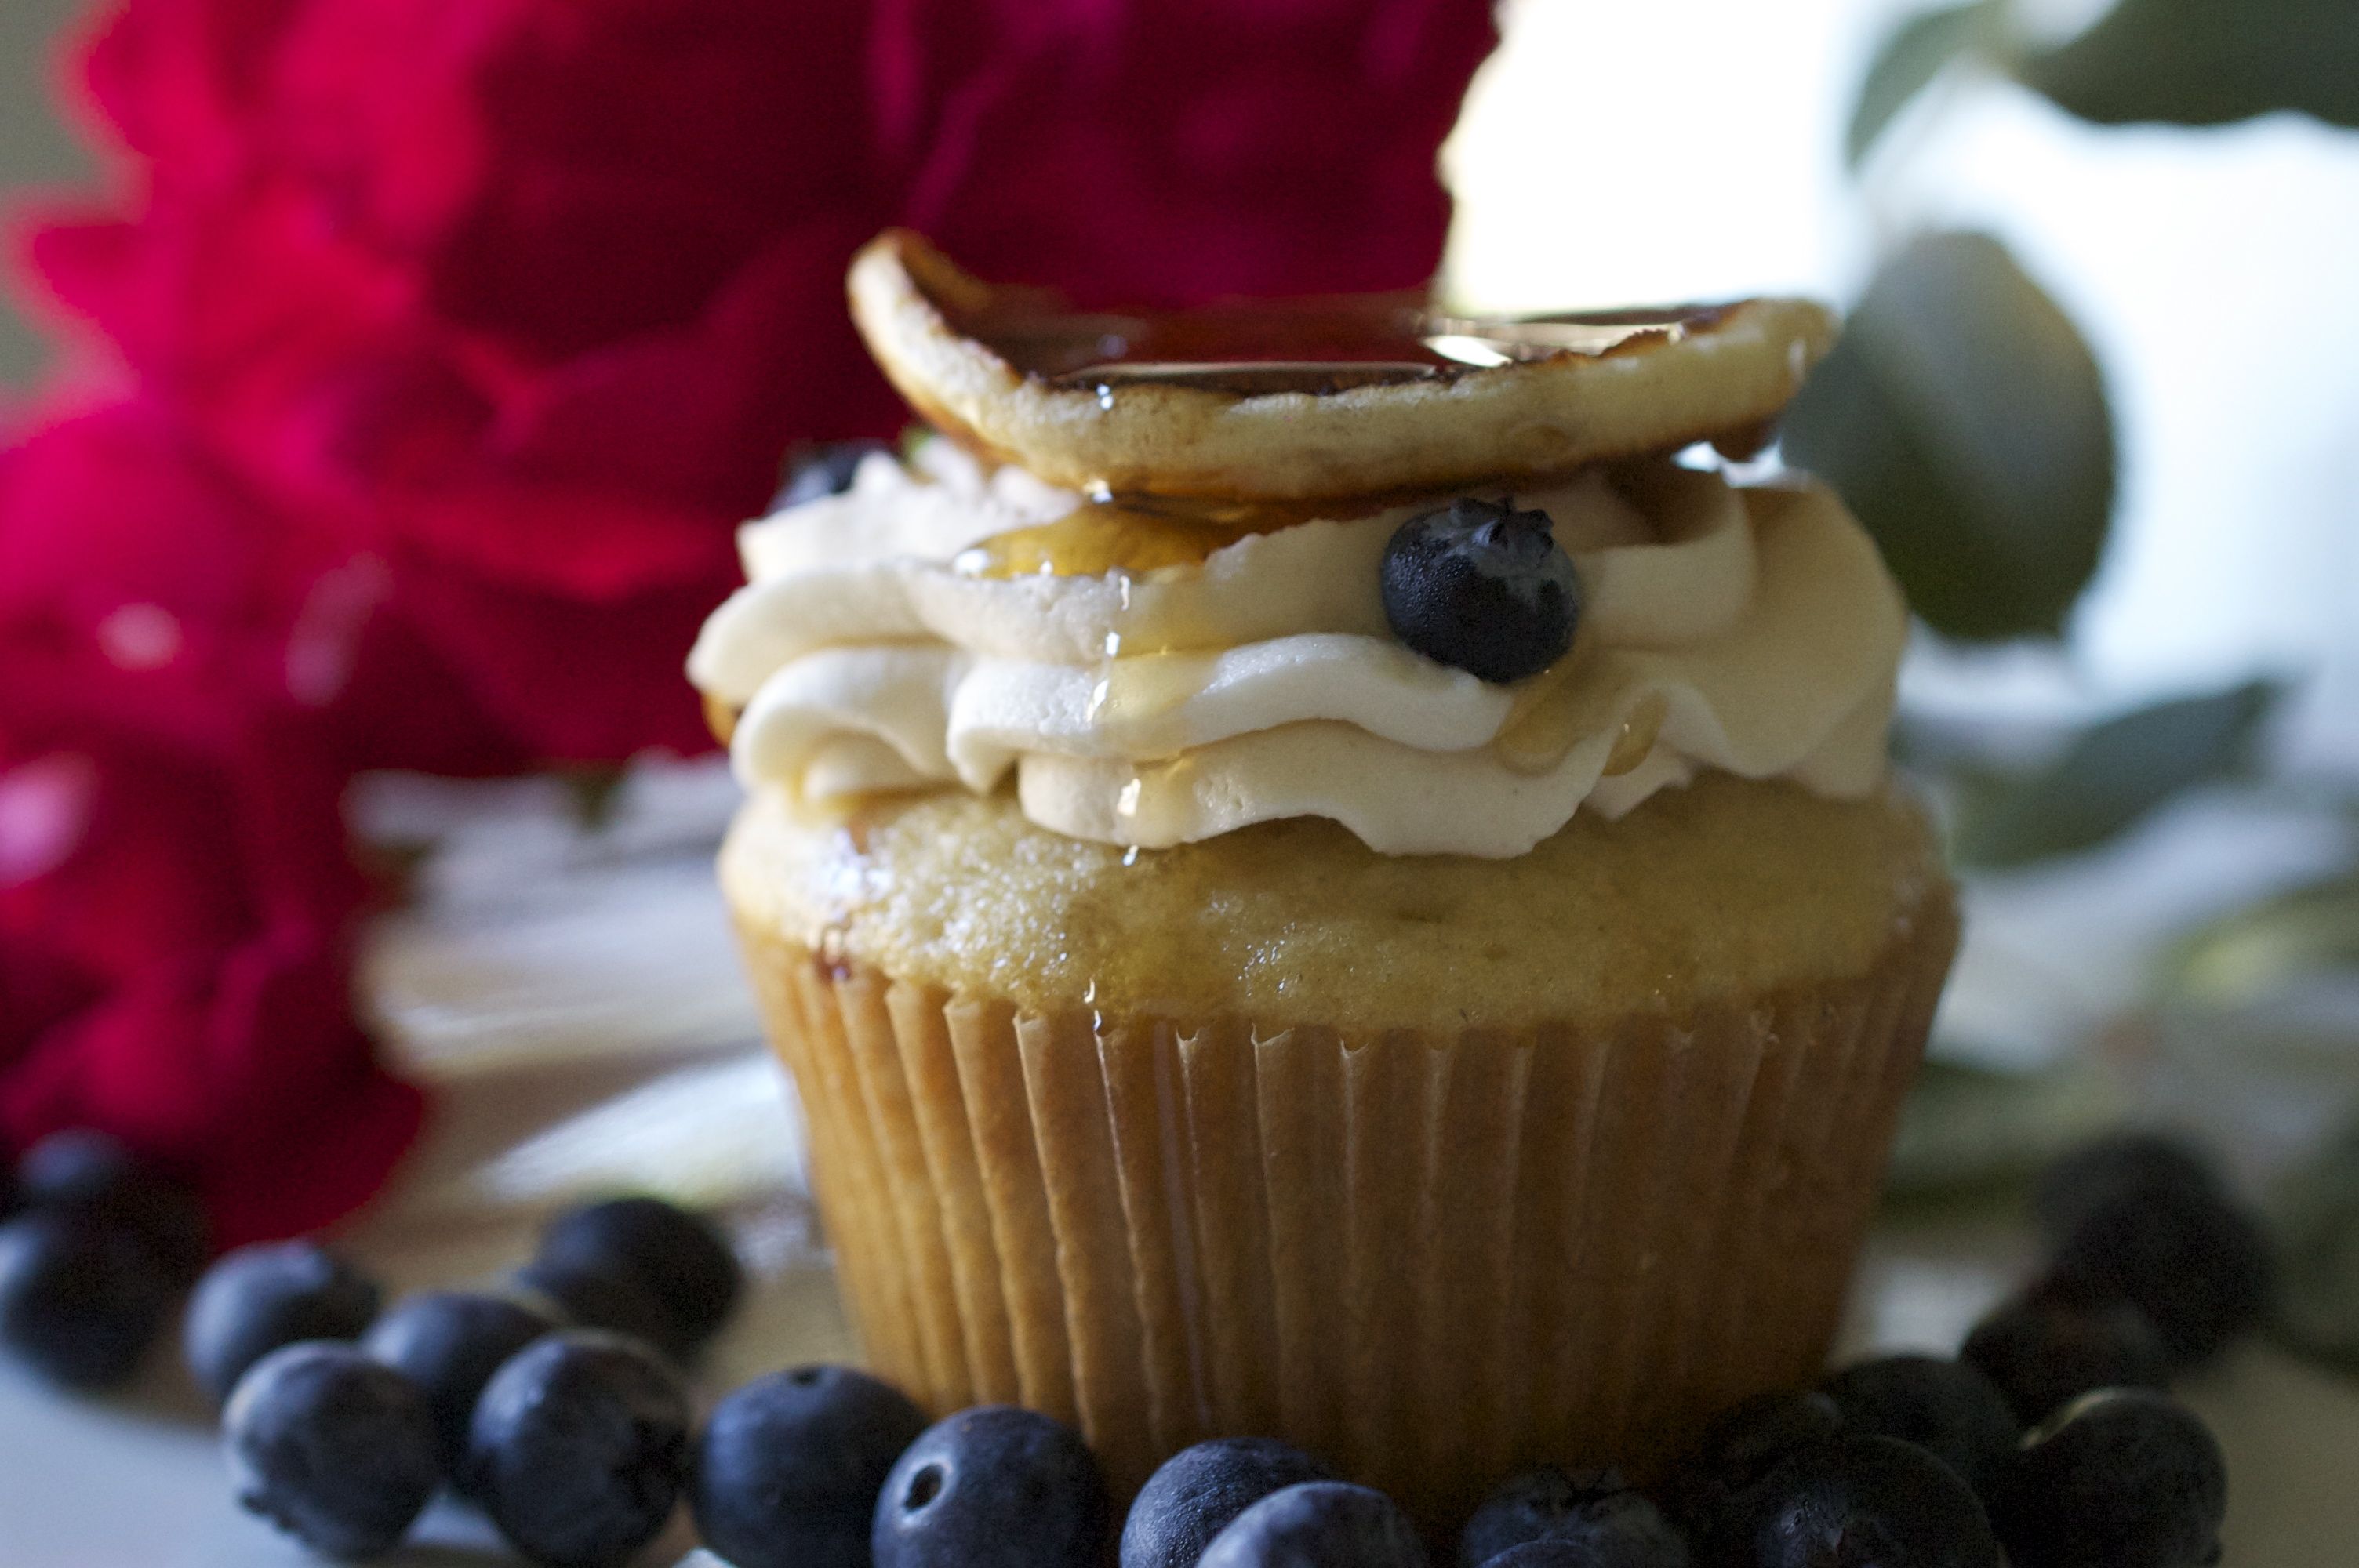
[961,294,1728,400]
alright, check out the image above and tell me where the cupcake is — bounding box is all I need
[690,231,1957,1526]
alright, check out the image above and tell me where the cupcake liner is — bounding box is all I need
[734,896,1957,1524]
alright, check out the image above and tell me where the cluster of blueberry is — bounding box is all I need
[0,1129,2274,1567]
[0,1131,213,1388]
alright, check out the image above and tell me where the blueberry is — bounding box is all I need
[467,1331,692,1568]
[185,1240,382,1406]
[693,1364,929,1568]
[1959,1292,2170,1426]
[2031,1138,2276,1367]
[361,1291,556,1471]
[1819,1356,2019,1500]
[873,1405,1110,1568]
[0,1211,179,1388]
[1990,1389,2226,1568]
[2033,1134,2225,1237]
[17,1129,210,1283]
[533,1196,741,1353]
[1665,1388,1846,1531]
[776,440,892,510]
[514,1250,689,1359]
[1461,1467,1686,1568]
[1198,1481,1430,1568]
[1487,1545,1647,1568]
[224,1341,441,1560]
[1123,1436,1336,1568]
[1380,497,1582,684]
[1710,1435,2001,1568]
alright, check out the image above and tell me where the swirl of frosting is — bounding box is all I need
[689,441,1904,858]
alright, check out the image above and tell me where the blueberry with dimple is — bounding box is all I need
[1710,1435,2001,1568]
[225,1341,442,1560]
[775,440,892,510]
[185,1240,382,1405]
[1960,1291,2171,1425]
[1665,1388,1847,1532]
[362,1291,556,1471]
[1381,497,1583,684]
[0,1210,180,1388]
[467,1331,692,1568]
[1122,1436,1336,1568]
[18,1129,210,1283]
[1819,1356,2019,1500]
[1461,1467,1687,1567]
[873,1405,1109,1568]
[2033,1141,2276,1367]
[533,1196,741,1353]
[692,1364,929,1568]
[1992,1388,2226,1568]
[1198,1481,1430,1568]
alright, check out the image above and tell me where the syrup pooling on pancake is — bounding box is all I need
[961,291,1730,398]
[847,230,1838,499]
[688,442,1906,858]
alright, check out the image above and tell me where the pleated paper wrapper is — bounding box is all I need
[731,901,1957,1530]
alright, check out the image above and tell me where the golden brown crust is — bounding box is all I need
[849,230,1841,501]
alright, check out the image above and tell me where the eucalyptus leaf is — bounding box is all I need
[2270,1118,2359,1370]
[2168,873,2359,1004]
[1848,2,1990,170]
[1953,680,2280,868]
[1783,231,2116,641]
[2020,0,2359,129]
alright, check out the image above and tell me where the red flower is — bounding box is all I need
[0,405,423,1243]
[2,0,1496,1239]
[23,0,1496,764]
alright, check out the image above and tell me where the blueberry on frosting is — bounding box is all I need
[1380,497,1581,684]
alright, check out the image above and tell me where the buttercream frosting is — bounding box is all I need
[689,442,1903,858]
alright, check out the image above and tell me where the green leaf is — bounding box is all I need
[1953,680,2281,868]
[2020,0,2359,129]
[2167,873,2359,1003]
[1848,2,1990,170]
[1783,232,2117,641]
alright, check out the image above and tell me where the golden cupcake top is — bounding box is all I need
[849,229,1841,501]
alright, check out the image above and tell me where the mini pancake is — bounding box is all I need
[849,229,1839,502]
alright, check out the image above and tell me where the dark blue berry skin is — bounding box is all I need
[466,1331,692,1568]
[2033,1134,2224,1237]
[1487,1544,1654,1568]
[1380,497,1583,684]
[224,1341,442,1561]
[514,1250,688,1359]
[1710,1436,2001,1568]
[1198,1481,1430,1568]
[1666,1388,1846,1533]
[17,1129,210,1283]
[533,1196,741,1354]
[1960,1292,2171,1426]
[1461,1468,1687,1568]
[1991,1389,2226,1568]
[184,1240,382,1406]
[1819,1356,2019,1501]
[1122,1436,1336,1568]
[776,440,892,510]
[2031,1140,2276,1368]
[0,1211,179,1388]
[361,1291,556,1471]
[872,1405,1110,1568]
[692,1364,929,1568]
